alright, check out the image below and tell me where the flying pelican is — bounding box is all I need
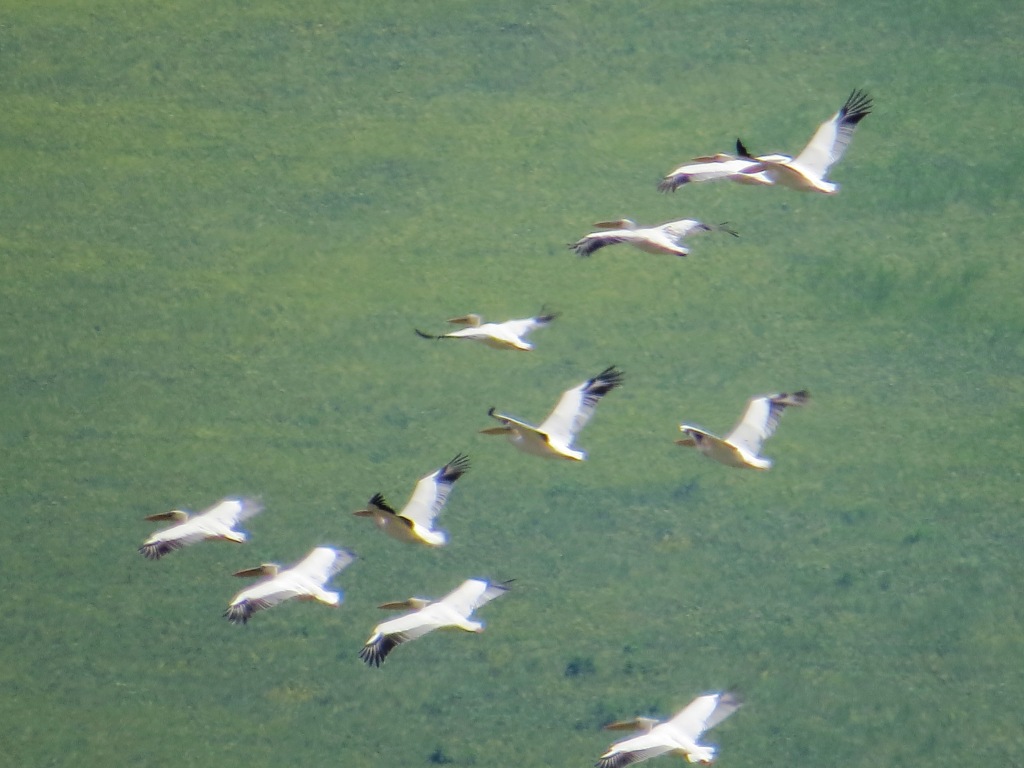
[676,390,809,469]
[570,219,738,258]
[596,691,742,767]
[224,546,356,624]
[481,365,624,461]
[139,497,263,560]
[359,578,511,667]
[353,453,470,546]
[657,144,790,192]
[415,310,558,351]
[736,89,873,193]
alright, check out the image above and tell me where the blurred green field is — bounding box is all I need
[1,0,1022,766]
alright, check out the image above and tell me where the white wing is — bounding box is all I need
[139,517,209,558]
[228,572,310,614]
[358,608,443,666]
[661,219,711,241]
[538,366,624,445]
[666,691,743,741]
[658,155,749,191]
[436,578,510,618]
[401,454,470,528]
[198,497,263,526]
[596,730,676,768]
[792,90,873,179]
[291,546,357,584]
[497,312,558,340]
[570,229,638,257]
[371,608,446,643]
[725,391,808,455]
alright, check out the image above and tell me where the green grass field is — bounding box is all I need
[2,1,1022,766]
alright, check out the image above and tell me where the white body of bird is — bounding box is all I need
[224,546,356,624]
[415,311,558,351]
[570,219,737,258]
[677,390,809,469]
[354,453,470,546]
[359,578,510,667]
[482,366,624,461]
[597,691,742,768]
[139,497,263,560]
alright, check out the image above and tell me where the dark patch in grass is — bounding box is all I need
[564,656,596,678]
[671,479,699,502]
[428,747,454,764]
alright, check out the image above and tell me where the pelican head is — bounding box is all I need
[480,407,513,435]
[675,427,702,447]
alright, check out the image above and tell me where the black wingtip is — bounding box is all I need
[224,602,253,625]
[359,635,399,667]
[368,492,397,515]
[590,365,625,393]
[657,175,684,193]
[842,89,873,123]
[441,452,471,481]
[536,306,560,323]
[736,137,754,159]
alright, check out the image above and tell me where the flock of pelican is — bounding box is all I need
[138,89,871,767]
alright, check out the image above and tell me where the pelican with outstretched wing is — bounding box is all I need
[597,691,742,767]
[736,90,873,193]
[415,310,558,351]
[139,497,263,560]
[354,453,470,546]
[224,546,356,624]
[677,390,808,469]
[481,365,624,461]
[359,578,511,667]
[570,218,737,258]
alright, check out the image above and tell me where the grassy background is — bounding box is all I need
[1,0,1022,766]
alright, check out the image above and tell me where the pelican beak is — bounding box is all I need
[144,509,189,522]
[479,427,511,435]
[353,509,372,517]
[232,566,268,578]
[378,598,430,610]
[446,313,482,327]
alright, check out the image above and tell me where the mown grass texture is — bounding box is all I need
[0,1,1022,767]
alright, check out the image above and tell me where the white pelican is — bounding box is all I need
[224,546,356,624]
[481,365,624,461]
[657,144,788,192]
[736,89,873,194]
[415,310,558,351]
[353,453,470,546]
[570,219,738,258]
[596,691,742,767]
[139,497,263,560]
[359,578,511,667]
[676,390,809,470]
